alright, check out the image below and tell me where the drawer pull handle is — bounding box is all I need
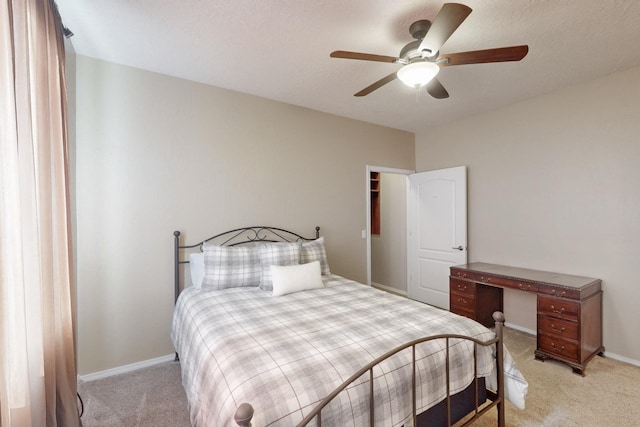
[551,324,566,334]
[457,284,467,291]
[457,298,468,304]
[550,342,565,352]
[480,276,491,282]
[456,272,467,278]
[518,283,531,291]
[551,289,566,297]
[550,305,565,314]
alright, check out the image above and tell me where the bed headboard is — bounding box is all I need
[173,226,321,303]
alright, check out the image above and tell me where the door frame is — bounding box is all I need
[365,165,414,287]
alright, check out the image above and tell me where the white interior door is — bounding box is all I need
[407,166,467,309]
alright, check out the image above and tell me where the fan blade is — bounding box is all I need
[438,45,529,67]
[426,77,449,99]
[331,50,398,63]
[354,72,398,97]
[418,3,472,57]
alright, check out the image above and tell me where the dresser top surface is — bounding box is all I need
[452,262,601,289]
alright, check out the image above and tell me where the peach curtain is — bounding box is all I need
[0,0,80,426]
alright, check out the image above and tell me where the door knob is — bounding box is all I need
[452,245,464,251]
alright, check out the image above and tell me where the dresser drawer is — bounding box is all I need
[538,315,579,340]
[538,284,579,300]
[451,306,475,321]
[451,269,472,280]
[450,278,476,295]
[538,295,580,321]
[538,334,579,362]
[452,270,488,283]
[460,271,501,285]
[450,291,475,311]
[510,281,539,293]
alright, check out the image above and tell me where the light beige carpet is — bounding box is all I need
[471,328,640,427]
[79,360,191,426]
[79,328,640,426]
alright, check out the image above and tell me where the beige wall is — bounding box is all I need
[416,65,640,363]
[371,172,408,292]
[73,56,414,375]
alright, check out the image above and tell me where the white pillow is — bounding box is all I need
[189,252,205,289]
[271,261,324,297]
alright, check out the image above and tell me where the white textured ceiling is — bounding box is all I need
[56,0,640,133]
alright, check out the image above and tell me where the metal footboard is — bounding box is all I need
[234,311,506,427]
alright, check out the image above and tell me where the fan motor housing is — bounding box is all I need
[409,19,431,40]
[400,20,435,61]
[399,40,422,61]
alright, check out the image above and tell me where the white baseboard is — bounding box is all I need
[372,282,408,297]
[78,354,175,384]
[597,350,640,367]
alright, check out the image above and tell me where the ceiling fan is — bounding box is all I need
[330,2,529,98]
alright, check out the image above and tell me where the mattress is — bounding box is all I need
[172,274,512,426]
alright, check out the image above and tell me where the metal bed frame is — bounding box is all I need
[235,314,505,427]
[173,226,320,303]
[172,226,506,427]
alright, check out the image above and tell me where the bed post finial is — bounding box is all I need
[492,311,505,324]
[493,311,506,427]
[315,226,320,239]
[234,403,254,427]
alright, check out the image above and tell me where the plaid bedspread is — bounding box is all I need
[172,275,498,427]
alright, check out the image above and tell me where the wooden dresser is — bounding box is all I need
[450,262,604,375]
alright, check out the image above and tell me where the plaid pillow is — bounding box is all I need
[202,244,261,290]
[256,242,301,291]
[300,236,331,275]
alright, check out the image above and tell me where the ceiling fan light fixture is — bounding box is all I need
[397,61,440,88]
